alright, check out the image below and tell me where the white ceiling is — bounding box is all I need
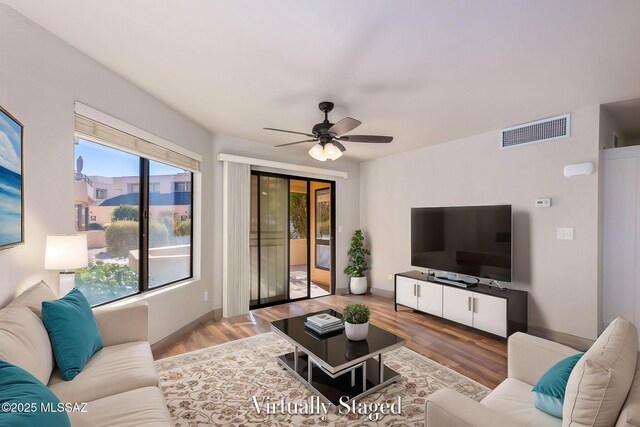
[5,0,640,161]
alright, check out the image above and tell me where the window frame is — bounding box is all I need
[314,187,331,270]
[74,138,195,307]
[149,182,161,193]
[174,181,191,192]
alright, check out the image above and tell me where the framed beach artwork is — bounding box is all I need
[0,106,23,250]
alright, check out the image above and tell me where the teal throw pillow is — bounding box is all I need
[0,360,71,426]
[42,288,103,381]
[532,352,584,418]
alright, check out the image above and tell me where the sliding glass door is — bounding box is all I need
[250,174,289,306]
[250,172,334,309]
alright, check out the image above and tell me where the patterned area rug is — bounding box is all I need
[155,333,489,426]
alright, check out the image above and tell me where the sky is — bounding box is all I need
[0,110,22,174]
[75,139,184,177]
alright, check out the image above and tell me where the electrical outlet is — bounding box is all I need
[338,225,343,233]
[387,274,393,281]
[203,291,208,301]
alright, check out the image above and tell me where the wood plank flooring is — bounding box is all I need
[152,294,507,389]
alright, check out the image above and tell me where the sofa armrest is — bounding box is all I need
[426,389,520,427]
[508,332,580,385]
[93,303,149,347]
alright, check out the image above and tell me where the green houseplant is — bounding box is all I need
[342,303,371,341]
[344,229,370,295]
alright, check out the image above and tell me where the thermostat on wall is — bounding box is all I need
[536,198,551,208]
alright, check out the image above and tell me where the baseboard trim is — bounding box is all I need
[369,288,394,298]
[151,308,222,352]
[527,325,595,351]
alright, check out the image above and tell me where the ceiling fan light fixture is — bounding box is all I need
[308,143,327,161]
[323,142,342,160]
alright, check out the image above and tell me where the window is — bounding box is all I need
[174,181,191,192]
[315,188,331,270]
[128,183,140,194]
[73,138,194,306]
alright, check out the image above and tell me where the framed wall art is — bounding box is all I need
[0,106,23,250]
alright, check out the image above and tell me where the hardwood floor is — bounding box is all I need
[152,294,507,388]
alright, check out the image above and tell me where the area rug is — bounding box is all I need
[155,332,490,426]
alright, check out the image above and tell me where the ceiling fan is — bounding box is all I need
[264,101,393,161]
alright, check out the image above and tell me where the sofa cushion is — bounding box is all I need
[68,386,172,427]
[533,353,584,418]
[0,360,70,427]
[42,289,103,381]
[482,378,562,427]
[8,281,57,319]
[0,305,54,384]
[563,317,638,427]
[48,341,159,403]
[615,352,640,427]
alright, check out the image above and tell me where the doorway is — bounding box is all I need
[250,172,335,308]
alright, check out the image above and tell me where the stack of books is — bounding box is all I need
[305,313,344,335]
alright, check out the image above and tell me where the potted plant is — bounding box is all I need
[344,229,370,294]
[342,303,371,341]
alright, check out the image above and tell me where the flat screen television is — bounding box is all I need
[411,205,512,282]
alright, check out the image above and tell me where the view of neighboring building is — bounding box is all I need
[72,138,193,305]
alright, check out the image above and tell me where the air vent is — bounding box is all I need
[500,114,570,149]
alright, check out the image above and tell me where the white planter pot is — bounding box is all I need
[350,276,368,295]
[344,321,369,341]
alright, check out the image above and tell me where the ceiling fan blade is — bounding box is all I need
[275,139,317,147]
[332,140,347,152]
[264,127,315,138]
[328,117,361,136]
[338,135,393,143]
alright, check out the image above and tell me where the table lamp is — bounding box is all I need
[45,234,88,297]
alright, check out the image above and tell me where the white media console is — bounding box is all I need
[394,271,528,338]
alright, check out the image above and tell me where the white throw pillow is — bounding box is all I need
[0,305,54,385]
[563,317,638,427]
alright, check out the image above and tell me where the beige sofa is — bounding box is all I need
[426,317,640,427]
[0,282,173,426]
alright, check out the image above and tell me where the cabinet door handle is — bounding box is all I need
[413,283,416,296]
[417,284,421,298]
[468,296,472,311]
[473,298,477,313]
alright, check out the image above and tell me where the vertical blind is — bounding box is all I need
[74,114,201,173]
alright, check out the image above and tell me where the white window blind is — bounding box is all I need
[74,114,200,173]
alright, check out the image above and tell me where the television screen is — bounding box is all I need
[411,205,512,282]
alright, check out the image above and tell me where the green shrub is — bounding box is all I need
[342,304,371,324]
[156,211,175,233]
[74,261,138,306]
[289,193,307,239]
[149,221,169,248]
[87,223,104,231]
[174,219,191,237]
[105,221,139,257]
[112,204,139,222]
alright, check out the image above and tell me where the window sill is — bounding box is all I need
[93,277,200,310]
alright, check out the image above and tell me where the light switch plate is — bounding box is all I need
[557,228,574,240]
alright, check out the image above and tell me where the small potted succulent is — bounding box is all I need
[342,303,371,341]
[344,229,370,295]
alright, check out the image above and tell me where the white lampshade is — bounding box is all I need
[324,142,342,160]
[308,143,327,161]
[44,234,88,271]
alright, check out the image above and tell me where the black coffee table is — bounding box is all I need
[271,310,406,406]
